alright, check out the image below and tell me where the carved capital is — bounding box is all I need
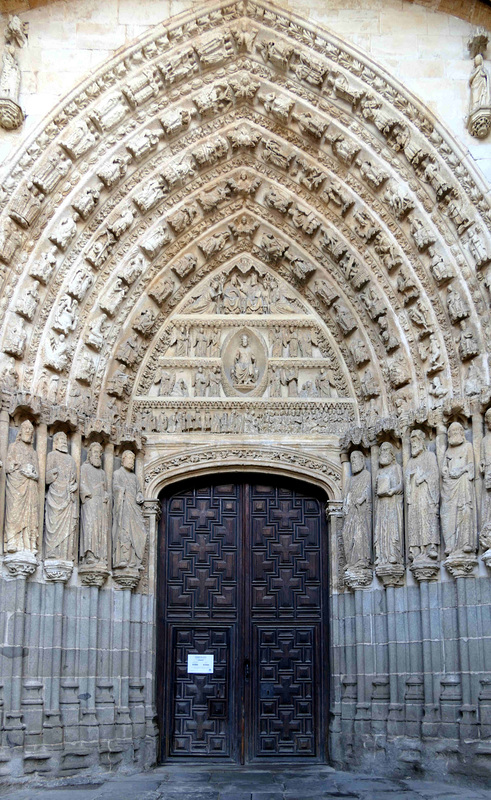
[326,500,343,520]
[142,499,162,521]
[78,562,109,587]
[112,565,141,591]
[43,558,73,583]
[444,552,478,579]
[344,566,373,591]
[375,562,405,587]
[3,550,37,578]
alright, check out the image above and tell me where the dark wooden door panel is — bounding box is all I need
[253,625,318,757]
[160,477,327,763]
[249,484,322,619]
[169,626,234,757]
[165,483,240,619]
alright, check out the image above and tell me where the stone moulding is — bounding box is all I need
[144,444,341,498]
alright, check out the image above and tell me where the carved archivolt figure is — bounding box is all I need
[112,450,147,571]
[481,409,491,551]
[405,430,440,562]
[374,442,403,567]
[441,422,477,557]
[45,432,78,561]
[80,442,109,565]
[5,420,39,554]
[342,451,372,570]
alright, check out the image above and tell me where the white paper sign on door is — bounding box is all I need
[187,654,214,674]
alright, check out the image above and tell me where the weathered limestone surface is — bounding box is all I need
[0,0,489,785]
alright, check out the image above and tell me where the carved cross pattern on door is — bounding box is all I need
[166,485,239,617]
[250,486,322,618]
[160,479,327,762]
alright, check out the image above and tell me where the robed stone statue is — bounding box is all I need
[374,441,404,568]
[45,431,78,561]
[481,409,491,552]
[342,450,372,572]
[441,422,477,557]
[5,419,39,553]
[80,442,109,565]
[405,429,440,562]
[112,450,147,571]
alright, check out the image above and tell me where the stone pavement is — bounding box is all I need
[1,765,491,800]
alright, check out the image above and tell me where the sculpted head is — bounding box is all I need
[241,334,249,347]
[448,421,465,447]
[53,431,68,453]
[19,419,34,444]
[350,450,365,475]
[121,449,135,471]
[410,429,425,458]
[87,441,103,468]
[379,441,395,467]
[486,408,491,431]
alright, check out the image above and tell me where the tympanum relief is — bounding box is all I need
[130,261,355,434]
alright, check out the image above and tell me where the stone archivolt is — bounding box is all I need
[0,0,488,431]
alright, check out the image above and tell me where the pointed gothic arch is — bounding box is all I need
[0,0,488,435]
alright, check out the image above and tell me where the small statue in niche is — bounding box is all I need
[80,442,109,566]
[45,431,78,561]
[112,450,147,574]
[374,442,404,570]
[468,53,491,138]
[480,408,491,553]
[0,36,23,131]
[441,422,477,558]
[5,420,39,554]
[405,430,440,567]
[341,451,372,587]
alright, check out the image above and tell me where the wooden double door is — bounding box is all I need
[158,475,329,763]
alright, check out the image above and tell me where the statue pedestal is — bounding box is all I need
[112,566,141,591]
[467,106,491,138]
[482,548,491,570]
[410,556,440,582]
[3,550,37,578]
[344,566,372,591]
[444,552,478,579]
[43,559,73,583]
[375,562,405,587]
[78,562,109,587]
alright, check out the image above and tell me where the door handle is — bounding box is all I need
[244,659,250,682]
